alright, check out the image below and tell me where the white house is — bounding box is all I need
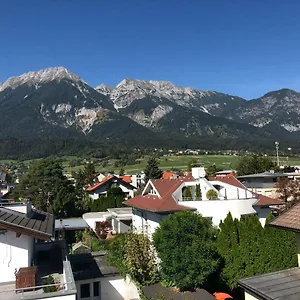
[83,207,133,234]
[70,252,139,300]
[0,201,78,300]
[87,175,136,200]
[124,167,281,237]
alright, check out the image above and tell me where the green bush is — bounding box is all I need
[153,211,220,291]
[42,275,57,293]
[206,189,218,200]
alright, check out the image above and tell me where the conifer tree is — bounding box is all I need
[144,157,163,182]
[195,184,202,200]
[184,186,192,200]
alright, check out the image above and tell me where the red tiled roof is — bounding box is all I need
[124,178,195,212]
[209,176,281,206]
[208,176,246,189]
[269,202,300,232]
[86,176,114,191]
[119,176,132,183]
[162,172,174,180]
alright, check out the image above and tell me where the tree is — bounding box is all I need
[16,157,80,218]
[125,233,159,285]
[195,184,202,200]
[206,189,218,200]
[107,232,159,285]
[183,186,192,200]
[236,155,276,176]
[153,211,220,291]
[217,213,297,290]
[119,166,125,176]
[276,178,300,209]
[187,159,198,171]
[218,213,243,290]
[144,157,163,182]
[83,162,96,186]
[206,164,218,176]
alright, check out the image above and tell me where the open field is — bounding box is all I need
[62,155,300,175]
[2,155,300,175]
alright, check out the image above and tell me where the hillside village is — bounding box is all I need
[1,155,300,300]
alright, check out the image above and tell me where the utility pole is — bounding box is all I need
[275,141,280,167]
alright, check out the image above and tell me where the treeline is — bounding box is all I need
[218,213,297,290]
[2,134,300,160]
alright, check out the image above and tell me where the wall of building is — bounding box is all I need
[179,198,257,227]
[132,208,167,238]
[75,275,140,300]
[41,294,77,300]
[0,230,33,283]
[254,207,271,227]
[244,291,260,300]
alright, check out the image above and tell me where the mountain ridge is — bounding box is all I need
[1,67,299,157]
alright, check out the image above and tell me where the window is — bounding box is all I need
[80,283,90,298]
[93,281,100,297]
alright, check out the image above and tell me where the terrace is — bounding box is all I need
[0,241,76,300]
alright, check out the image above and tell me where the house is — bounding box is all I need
[87,175,137,200]
[0,201,77,299]
[83,207,133,234]
[123,167,281,238]
[238,171,289,198]
[70,252,140,300]
[238,202,300,300]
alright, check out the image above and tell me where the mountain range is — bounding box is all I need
[0,67,299,157]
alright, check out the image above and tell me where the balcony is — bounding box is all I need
[0,241,76,300]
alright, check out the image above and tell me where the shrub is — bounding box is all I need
[153,211,220,291]
[42,275,57,293]
[206,189,218,200]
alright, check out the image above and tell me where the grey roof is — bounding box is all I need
[0,207,54,240]
[216,170,234,174]
[55,218,89,230]
[70,252,119,281]
[238,172,289,179]
[238,267,300,299]
[142,283,215,300]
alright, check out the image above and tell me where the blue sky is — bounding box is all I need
[1,0,300,99]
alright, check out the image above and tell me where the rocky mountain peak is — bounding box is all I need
[0,66,84,92]
[95,84,114,96]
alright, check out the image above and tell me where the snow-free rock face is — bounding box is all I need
[0,67,116,136]
[230,89,300,132]
[0,67,83,92]
[1,66,300,151]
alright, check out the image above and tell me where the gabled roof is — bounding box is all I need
[124,178,196,213]
[162,172,175,179]
[86,176,114,191]
[269,202,300,232]
[87,175,135,192]
[209,176,281,206]
[0,207,54,240]
[119,175,132,183]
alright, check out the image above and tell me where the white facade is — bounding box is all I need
[0,230,34,283]
[130,172,274,237]
[179,199,258,226]
[132,208,167,239]
[83,208,132,234]
[75,275,140,300]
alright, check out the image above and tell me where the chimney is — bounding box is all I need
[26,200,32,217]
